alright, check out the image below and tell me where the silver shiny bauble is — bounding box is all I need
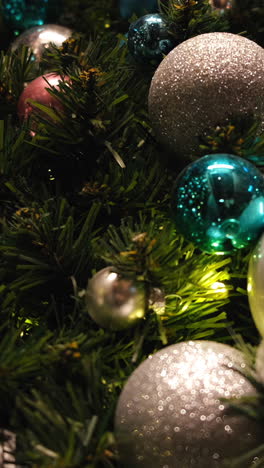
[248,233,264,338]
[11,24,73,61]
[86,267,145,330]
[148,33,264,158]
[115,340,262,468]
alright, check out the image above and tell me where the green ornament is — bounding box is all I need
[248,234,264,338]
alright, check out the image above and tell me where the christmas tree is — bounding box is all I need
[1,0,264,466]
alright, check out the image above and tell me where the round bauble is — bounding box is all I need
[172,153,264,254]
[148,33,264,157]
[17,73,69,122]
[11,24,73,61]
[2,0,48,30]
[86,267,145,330]
[128,14,175,65]
[115,340,262,468]
[248,233,264,338]
[119,0,158,19]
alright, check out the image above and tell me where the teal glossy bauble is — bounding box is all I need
[128,14,175,65]
[172,154,264,254]
[2,0,48,31]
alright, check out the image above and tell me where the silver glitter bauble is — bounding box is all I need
[148,33,264,158]
[86,267,145,330]
[115,340,262,468]
[248,233,264,339]
[11,24,73,61]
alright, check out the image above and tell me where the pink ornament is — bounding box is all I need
[17,73,69,122]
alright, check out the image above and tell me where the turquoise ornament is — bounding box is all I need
[119,0,158,19]
[128,14,175,65]
[2,0,48,31]
[172,154,264,254]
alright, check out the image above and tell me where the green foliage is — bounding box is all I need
[0,0,263,466]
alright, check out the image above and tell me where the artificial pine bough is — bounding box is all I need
[0,0,264,467]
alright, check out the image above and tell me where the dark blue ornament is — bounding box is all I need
[119,0,158,19]
[172,154,264,254]
[2,0,48,31]
[128,14,175,65]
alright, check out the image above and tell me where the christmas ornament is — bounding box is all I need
[119,0,158,19]
[210,0,234,11]
[0,430,17,468]
[128,14,175,65]
[11,24,73,61]
[115,340,262,468]
[86,267,145,330]
[248,233,264,338]
[256,340,264,384]
[148,33,264,157]
[2,0,48,30]
[17,73,69,122]
[172,153,264,254]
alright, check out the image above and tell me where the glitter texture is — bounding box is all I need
[172,153,264,254]
[248,233,264,338]
[148,33,264,158]
[11,24,73,61]
[86,267,145,330]
[115,340,262,468]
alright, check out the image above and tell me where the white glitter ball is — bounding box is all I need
[115,340,262,468]
[148,33,264,158]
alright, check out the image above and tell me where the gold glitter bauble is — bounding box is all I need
[148,33,264,158]
[115,340,262,468]
[11,24,73,61]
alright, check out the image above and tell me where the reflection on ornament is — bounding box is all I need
[148,287,165,315]
[172,153,264,254]
[17,73,70,122]
[148,33,264,157]
[248,234,264,338]
[128,14,175,65]
[115,340,262,468]
[11,24,73,61]
[119,0,158,19]
[86,267,146,330]
[210,0,234,10]
[0,430,18,468]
